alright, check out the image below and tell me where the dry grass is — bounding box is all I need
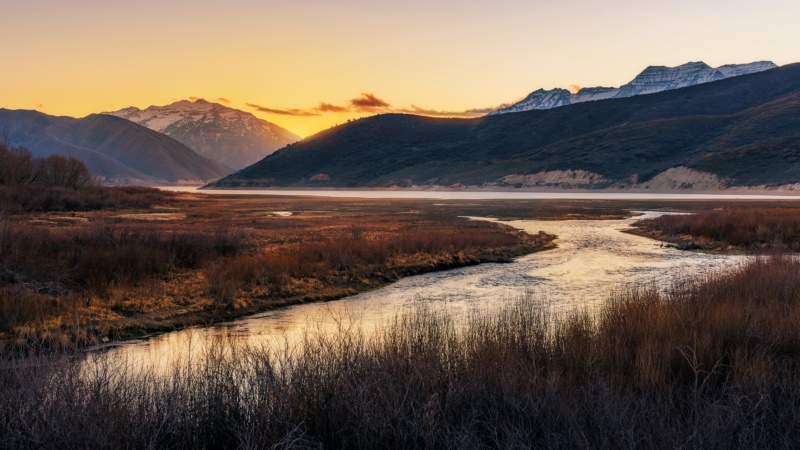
[633,207,800,251]
[0,185,174,214]
[2,256,800,448]
[0,195,553,351]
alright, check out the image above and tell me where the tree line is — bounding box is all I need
[0,143,93,190]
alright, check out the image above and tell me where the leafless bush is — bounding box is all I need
[2,257,800,448]
[0,144,94,189]
[0,144,36,185]
[0,220,251,298]
[0,185,174,213]
[35,154,95,189]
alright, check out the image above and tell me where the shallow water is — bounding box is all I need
[88,212,746,373]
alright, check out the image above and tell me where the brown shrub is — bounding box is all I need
[205,255,265,309]
[0,288,62,333]
[35,154,94,189]
[3,257,800,448]
[0,145,35,185]
[636,208,800,250]
[0,220,251,297]
[0,185,174,213]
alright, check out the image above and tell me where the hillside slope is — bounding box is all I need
[0,109,230,185]
[211,64,800,189]
[106,99,300,170]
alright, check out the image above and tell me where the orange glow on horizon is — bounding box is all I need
[2,1,797,137]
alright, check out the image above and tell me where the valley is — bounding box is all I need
[4,7,800,442]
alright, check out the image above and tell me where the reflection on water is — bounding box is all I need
[89,212,747,373]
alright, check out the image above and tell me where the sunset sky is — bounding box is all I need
[4,0,799,137]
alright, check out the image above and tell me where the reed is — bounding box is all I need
[0,214,547,350]
[635,207,800,250]
[2,256,799,448]
[0,185,175,213]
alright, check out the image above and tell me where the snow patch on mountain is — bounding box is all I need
[615,62,723,98]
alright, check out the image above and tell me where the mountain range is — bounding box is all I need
[210,63,800,190]
[105,99,300,170]
[489,61,777,115]
[0,109,230,185]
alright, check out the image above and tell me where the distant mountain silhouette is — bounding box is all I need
[0,110,230,185]
[211,64,800,189]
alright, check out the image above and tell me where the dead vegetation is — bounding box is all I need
[0,143,174,214]
[633,207,800,251]
[0,194,554,352]
[2,256,800,448]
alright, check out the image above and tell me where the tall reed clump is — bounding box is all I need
[0,220,252,349]
[2,256,800,448]
[0,220,250,296]
[0,185,174,213]
[636,207,800,250]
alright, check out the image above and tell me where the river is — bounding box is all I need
[86,212,746,373]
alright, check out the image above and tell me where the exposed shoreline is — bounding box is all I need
[1,193,561,354]
[102,230,556,345]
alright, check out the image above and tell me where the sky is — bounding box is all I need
[3,0,799,137]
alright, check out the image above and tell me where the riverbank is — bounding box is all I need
[0,193,557,353]
[8,194,800,352]
[4,256,799,448]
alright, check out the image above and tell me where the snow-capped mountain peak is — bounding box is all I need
[716,61,778,78]
[106,99,300,170]
[489,61,778,116]
[614,61,723,98]
[499,88,573,113]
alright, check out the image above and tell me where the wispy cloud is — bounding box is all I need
[218,97,232,104]
[247,93,507,119]
[34,102,44,108]
[246,103,322,117]
[317,103,349,113]
[350,93,390,111]
[189,96,201,102]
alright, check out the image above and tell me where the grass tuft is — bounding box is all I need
[2,256,800,447]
